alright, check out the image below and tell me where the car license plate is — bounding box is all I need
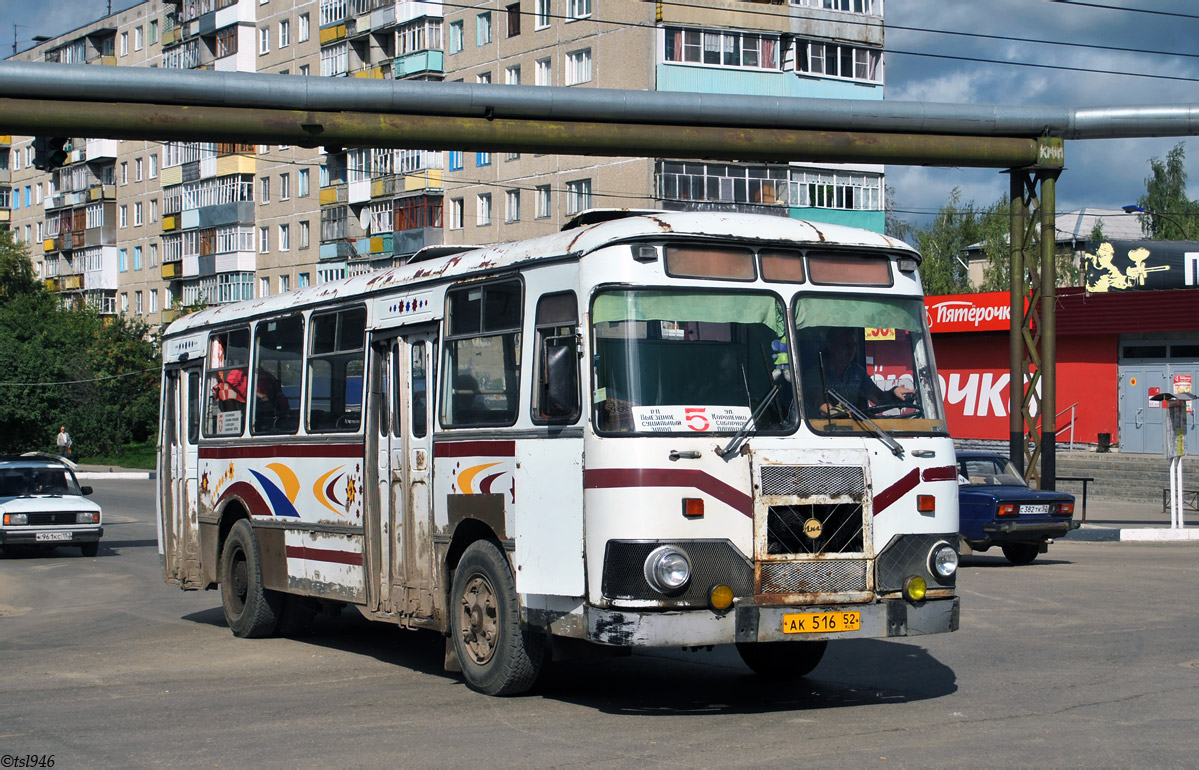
[1022,504,1050,514]
[36,531,73,542]
[782,611,861,634]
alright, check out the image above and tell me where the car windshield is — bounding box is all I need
[0,468,82,497]
[959,457,1027,487]
[591,289,798,434]
[793,295,947,435]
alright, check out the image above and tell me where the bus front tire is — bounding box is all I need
[736,640,827,680]
[450,540,544,696]
[220,519,281,638]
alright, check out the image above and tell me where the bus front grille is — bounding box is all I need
[759,560,868,594]
[760,465,865,498]
[767,503,865,555]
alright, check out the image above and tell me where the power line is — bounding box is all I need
[887,48,1199,83]
[1047,1,1199,20]
[0,367,159,388]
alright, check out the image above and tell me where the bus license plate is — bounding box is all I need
[36,532,73,542]
[782,611,861,635]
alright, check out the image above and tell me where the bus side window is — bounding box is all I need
[411,342,428,438]
[307,307,366,433]
[187,371,200,444]
[440,281,522,428]
[532,291,579,423]
[204,327,250,437]
[252,314,303,435]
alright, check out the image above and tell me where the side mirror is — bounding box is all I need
[80,486,94,496]
[542,337,578,419]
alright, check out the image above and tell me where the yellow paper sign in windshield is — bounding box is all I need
[864,327,895,341]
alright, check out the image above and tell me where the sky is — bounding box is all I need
[3,0,1198,229]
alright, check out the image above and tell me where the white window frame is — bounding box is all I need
[259,226,269,253]
[298,13,310,42]
[279,19,290,48]
[534,0,550,29]
[477,193,492,226]
[535,184,551,218]
[450,197,464,229]
[567,0,591,20]
[477,12,492,45]
[566,48,592,85]
[279,223,290,251]
[505,64,521,85]
[535,57,552,86]
[259,26,270,55]
[565,178,591,215]
[505,189,520,222]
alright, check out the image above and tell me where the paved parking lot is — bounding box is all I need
[2,477,1198,767]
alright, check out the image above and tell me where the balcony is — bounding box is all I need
[352,64,389,79]
[394,49,443,78]
[161,261,183,280]
[215,154,255,176]
[321,185,348,205]
[161,26,182,47]
[60,274,83,291]
[162,215,178,232]
[45,277,60,291]
[88,184,116,201]
[43,238,58,253]
[320,24,347,44]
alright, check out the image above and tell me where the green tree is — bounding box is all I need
[1136,142,1199,240]
[911,188,1009,295]
[0,239,160,457]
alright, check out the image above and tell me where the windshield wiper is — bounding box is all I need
[717,381,781,459]
[823,388,905,459]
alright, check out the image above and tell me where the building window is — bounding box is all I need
[260,177,270,204]
[216,26,238,57]
[134,202,143,226]
[150,243,158,266]
[279,274,290,293]
[279,223,290,251]
[300,64,310,76]
[505,189,520,222]
[259,226,269,253]
[536,184,551,218]
[505,64,521,85]
[150,198,159,223]
[477,12,492,45]
[120,31,129,56]
[320,42,347,75]
[535,0,550,29]
[566,48,592,84]
[449,21,464,54]
[149,154,158,179]
[120,162,128,185]
[507,3,521,36]
[535,57,552,85]
[794,39,881,81]
[149,289,158,313]
[149,20,158,45]
[476,71,492,84]
[449,151,463,171]
[450,197,464,229]
[477,193,492,226]
[567,0,590,20]
[133,246,143,270]
[260,277,270,298]
[119,249,128,272]
[135,26,144,51]
[300,220,310,248]
[259,26,270,55]
[119,206,128,228]
[565,178,591,215]
[298,13,310,42]
[794,0,880,15]
[298,272,309,288]
[476,152,491,167]
[279,19,290,47]
[298,168,309,197]
[663,27,781,71]
[280,173,290,200]
[135,157,144,181]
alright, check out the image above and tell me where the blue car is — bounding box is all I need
[956,451,1078,565]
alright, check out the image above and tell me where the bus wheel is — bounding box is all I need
[736,640,827,680]
[450,540,544,696]
[220,519,281,638]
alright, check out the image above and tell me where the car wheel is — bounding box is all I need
[80,541,99,557]
[450,540,545,696]
[1001,543,1039,565]
[219,519,281,638]
[736,640,827,679]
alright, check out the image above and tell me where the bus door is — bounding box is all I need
[368,330,436,620]
[160,363,203,587]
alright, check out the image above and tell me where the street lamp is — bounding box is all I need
[1122,204,1192,240]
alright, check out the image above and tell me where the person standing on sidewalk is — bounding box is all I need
[56,426,72,460]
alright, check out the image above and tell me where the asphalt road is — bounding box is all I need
[2,478,1198,767]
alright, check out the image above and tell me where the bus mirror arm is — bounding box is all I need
[825,388,905,459]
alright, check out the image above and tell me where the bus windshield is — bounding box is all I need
[591,289,797,434]
[793,295,947,434]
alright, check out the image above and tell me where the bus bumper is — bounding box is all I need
[584,596,959,647]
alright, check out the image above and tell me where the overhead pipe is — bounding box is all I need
[0,61,1197,140]
[0,98,1048,167]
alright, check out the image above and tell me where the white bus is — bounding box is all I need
[158,210,960,695]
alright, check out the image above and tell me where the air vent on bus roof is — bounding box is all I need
[407,245,480,263]
[561,208,668,231]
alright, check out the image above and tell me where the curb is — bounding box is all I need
[77,471,155,480]
[1062,525,1199,543]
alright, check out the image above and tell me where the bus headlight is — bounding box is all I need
[644,546,691,595]
[929,542,959,579]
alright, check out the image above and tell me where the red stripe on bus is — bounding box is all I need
[217,481,272,518]
[433,440,517,458]
[873,468,920,515]
[200,443,364,459]
[583,468,753,518]
[285,545,364,566]
[922,465,958,482]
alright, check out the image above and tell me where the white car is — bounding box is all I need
[0,454,103,557]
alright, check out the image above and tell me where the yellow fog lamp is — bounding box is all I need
[709,584,735,612]
[903,575,927,602]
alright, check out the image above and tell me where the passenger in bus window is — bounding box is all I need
[214,367,247,409]
[813,327,911,415]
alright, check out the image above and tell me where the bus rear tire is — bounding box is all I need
[450,540,544,696]
[220,519,281,638]
[736,640,827,680]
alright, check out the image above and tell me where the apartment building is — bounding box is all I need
[2,0,885,326]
